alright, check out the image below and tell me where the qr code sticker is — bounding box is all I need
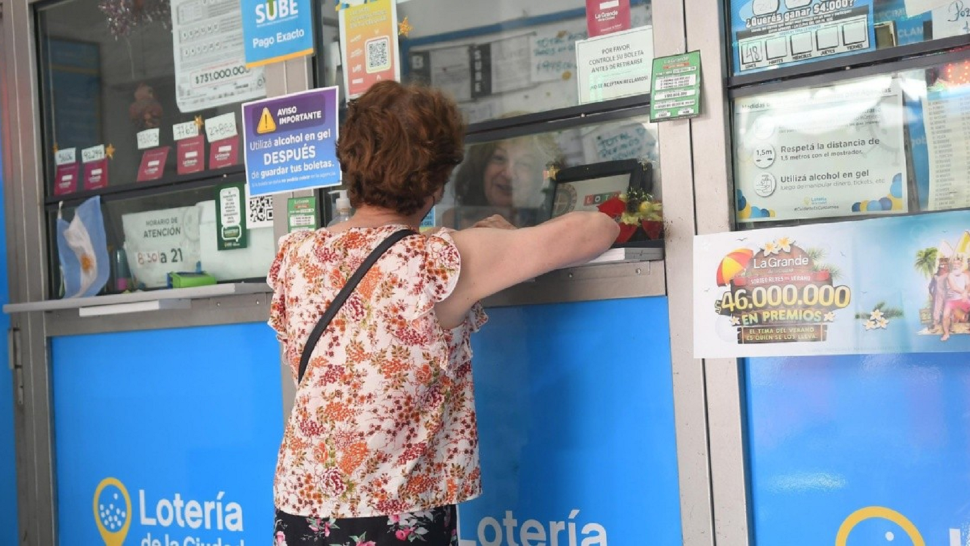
[366,37,391,73]
[247,195,274,228]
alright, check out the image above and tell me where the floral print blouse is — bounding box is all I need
[268,225,487,519]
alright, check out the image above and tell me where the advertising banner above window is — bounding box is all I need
[730,0,875,75]
[695,209,970,358]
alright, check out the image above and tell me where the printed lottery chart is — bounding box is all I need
[924,76,970,210]
[171,0,267,112]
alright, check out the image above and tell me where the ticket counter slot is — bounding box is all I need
[77,299,190,317]
[3,282,269,315]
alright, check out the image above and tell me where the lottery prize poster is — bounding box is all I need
[694,209,970,358]
[338,0,400,100]
[122,206,202,289]
[649,50,701,121]
[586,0,632,37]
[922,73,970,211]
[731,0,874,74]
[735,75,907,222]
[171,0,267,112]
[242,87,340,196]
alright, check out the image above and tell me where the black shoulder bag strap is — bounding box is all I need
[298,228,416,384]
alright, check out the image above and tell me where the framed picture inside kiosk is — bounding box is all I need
[35,0,275,298]
[552,159,663,248]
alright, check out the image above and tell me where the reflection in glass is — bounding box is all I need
[439,115,659,228]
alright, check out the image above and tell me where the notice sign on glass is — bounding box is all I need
[576,26,654,104]
[649,51,701,121]
[731,0,875,74]
[338,0,400,100]
[735,75,907,222]
[242,87,340,196]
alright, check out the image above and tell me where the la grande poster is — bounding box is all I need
[695,210,970,358]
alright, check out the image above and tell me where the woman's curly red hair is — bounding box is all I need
[337,81,465,216]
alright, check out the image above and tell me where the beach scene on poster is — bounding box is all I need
[695,209,970,358]
[735,75,907,222]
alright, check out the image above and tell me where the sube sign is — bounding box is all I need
[242,0,314,67]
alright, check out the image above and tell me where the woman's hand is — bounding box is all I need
[471,215,516,230]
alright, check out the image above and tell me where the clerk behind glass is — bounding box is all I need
[444,133,561,228]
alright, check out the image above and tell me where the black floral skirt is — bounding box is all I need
[273,505,458,546]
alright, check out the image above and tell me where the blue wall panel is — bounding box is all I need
[746,354,970,546]
[0,117,16,542]
[458,297,682,545]
[52,324,282,546]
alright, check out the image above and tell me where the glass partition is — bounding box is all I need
[318,0,654,124]
[438,114,661,233]
[37,0,264,196]
[36,0,273,298]
[46,185,276,295]
[734,58,970,225]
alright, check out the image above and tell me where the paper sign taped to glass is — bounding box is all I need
[735,75,908,222]
[170,0,267,112]
[122,206,202,289]
[695,209,970,358]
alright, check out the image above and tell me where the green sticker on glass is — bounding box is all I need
[650,51,702,122]
[288,197,319,233]
[216,182,248,250]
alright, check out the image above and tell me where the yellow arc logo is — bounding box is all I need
[836,506,924,546]
[94,477,132,546]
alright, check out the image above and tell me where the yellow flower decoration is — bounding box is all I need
[776,237,793,253]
